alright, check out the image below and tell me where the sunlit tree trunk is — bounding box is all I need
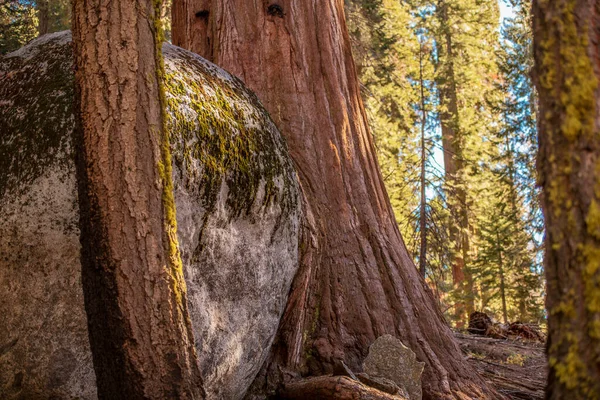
[173,1,497,398]
[419,40,428,279]
[533,0,600,398]
[72,0,204,397]
[436,0,475,326]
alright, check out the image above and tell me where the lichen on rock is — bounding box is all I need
[0,31,301,400]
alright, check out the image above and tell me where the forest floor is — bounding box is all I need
[454,332,546,400]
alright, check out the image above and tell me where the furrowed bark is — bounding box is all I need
[173,1,498,398]
[533,0,600,398]
[72,0,204,397]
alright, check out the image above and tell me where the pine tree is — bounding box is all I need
[433,0,501,325]
[497,1,544,322]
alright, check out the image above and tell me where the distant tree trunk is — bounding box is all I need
[436,0,475,326]
[496,231,508,325]
[172,1,497,398]
[533,0,600,398]
[504,136,528,321]
[419,40,428,279]
[72,0,204,397]
[37,0,49,36]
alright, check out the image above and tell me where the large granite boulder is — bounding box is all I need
[0,31,301,400]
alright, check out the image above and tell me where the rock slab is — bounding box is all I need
[363,335,425,400]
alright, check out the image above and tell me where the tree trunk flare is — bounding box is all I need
[172,1,497,398]
[533,0,600,398]
[72,0,204,397]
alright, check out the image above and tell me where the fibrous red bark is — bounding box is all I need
[172,1,498,398]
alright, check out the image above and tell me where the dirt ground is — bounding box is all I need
[455,332,546,399]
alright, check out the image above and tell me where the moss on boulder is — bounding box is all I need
[0,31,300,400]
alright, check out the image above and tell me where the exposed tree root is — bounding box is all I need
[278,376,408,400]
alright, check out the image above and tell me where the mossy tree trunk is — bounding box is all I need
[172,1,497,398]
[72,0,204,397]
[532,0,600,398]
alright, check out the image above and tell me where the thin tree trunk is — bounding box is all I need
[173,1,497,398]
[496,231,508,325]
[37,0,49,36]
[532,0,600,398]
[504,135,527,320]
[419,40,428,279]
[72,0,204,397]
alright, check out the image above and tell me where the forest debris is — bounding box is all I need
[507,322,546,342]
[278,376,408,399]
[363,335,424,400]
[468,311,494,335]
[455,332,546,399]
[468,313,545,343]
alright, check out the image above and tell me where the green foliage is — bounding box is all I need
[0,0,70,55]
[346,0,545,325]
[0,0,37,54]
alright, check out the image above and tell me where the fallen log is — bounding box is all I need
[278,376,408,400]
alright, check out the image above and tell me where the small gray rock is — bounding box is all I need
[363,335,425,400]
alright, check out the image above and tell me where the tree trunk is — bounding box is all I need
[37,0,49,36]
[419,40,428,279]
[72,0,204,397]
[533,0,600,398]
[172,1,497,398]
[504,135,528,321]
[436,0,475,326]
[496,231,508,325]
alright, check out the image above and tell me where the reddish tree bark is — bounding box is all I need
[172,1,498,398]
[279,376,407,400]
[73,0,204,397]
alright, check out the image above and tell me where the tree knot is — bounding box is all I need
[195,10,209,19]
[267,4,284,18]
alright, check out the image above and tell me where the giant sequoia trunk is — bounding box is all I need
[72,0,203,397]
[172,1,496,398]
[533,0,600,398]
